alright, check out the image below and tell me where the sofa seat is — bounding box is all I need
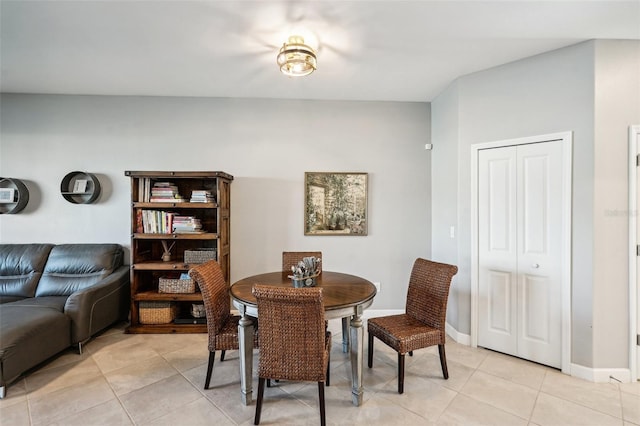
[0,305,70,397]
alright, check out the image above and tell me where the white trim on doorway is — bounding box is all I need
[470,131,573,375]
[629,125,640,381]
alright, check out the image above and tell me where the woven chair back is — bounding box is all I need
[253,285,327,382]
[282,251,322,273]
[189,260,230,337]
[405,258,458,330]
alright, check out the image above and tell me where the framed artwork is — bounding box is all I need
[0,188,15,203]
[72,179,88,193]
[304,172,368,236]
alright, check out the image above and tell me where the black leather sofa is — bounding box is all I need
[0,243,130,398]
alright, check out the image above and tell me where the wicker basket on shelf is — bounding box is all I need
[158,276,196,293]
[139,302,179,324]
[184,248,217,264]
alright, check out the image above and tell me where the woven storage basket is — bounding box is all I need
[158,277,196,293]
[184,248,217,264]
[139,302,178,324]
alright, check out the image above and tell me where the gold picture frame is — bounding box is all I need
[304,172,368,236]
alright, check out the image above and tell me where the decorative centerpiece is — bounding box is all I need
[288,256,321,288]
[160,241,176,262]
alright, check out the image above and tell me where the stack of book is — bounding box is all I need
[150,182,185,203]
[172,216,203,233]
[190,190,214,203]
[138,210,174,234]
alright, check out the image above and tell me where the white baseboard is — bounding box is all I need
[570,364,632,383]
[445,322,471,346]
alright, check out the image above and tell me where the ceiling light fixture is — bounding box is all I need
[277,35,317,77]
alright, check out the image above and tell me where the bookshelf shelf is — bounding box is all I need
[133,202,217,209]
[125,170,233,334]
[132,233,218,240]
[131,261,189,270]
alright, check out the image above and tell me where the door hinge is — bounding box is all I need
[637,245,640,256]
[637,154,640,167]
[637,334,640,346]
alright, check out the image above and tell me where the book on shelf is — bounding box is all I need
[137,180,187,203]
[189,189,215,203]
[136,178,153,202]
[150,181,185,202]
[136,210,143,233]
[150,197,186,203]
[140,210,175,234]
[172,215,203,233]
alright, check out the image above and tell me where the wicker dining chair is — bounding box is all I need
[188,260,258,389]
[282,251,322,274]
[367,258,458,394]
[252,285,331,426]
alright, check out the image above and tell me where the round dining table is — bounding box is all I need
[231,271,377,407]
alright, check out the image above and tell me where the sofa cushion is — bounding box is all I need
[0,305,70,386]
[35,244,124,297]
[0,244,54,301]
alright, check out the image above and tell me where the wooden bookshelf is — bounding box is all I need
[124,171,233,333]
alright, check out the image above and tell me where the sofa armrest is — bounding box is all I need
[64,265,130,344]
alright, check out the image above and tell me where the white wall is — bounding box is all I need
[0,95,431,310]
[430,81,461,328]
[432,40,640,370]
[593,40,640,368]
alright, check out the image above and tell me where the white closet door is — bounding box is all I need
[478,141,563,369]
[478,146,518,356]
[516,141,563,368]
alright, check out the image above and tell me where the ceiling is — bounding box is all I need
[1,1,639,103]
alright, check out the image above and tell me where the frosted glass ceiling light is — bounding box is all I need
[277,35,317,77]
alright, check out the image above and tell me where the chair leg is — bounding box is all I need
[438,344,449,379]
[220,350,226,362]
[398,353,405,394]
[254,377,266,425]
[318,382,326,426]
[204,351,215,389]
[367,333,374,368]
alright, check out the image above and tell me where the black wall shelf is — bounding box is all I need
[0,177,29,214]
[60,171,101,204]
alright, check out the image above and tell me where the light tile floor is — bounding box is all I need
[1,320,638,425]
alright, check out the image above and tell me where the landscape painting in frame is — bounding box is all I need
[305,172,368,236]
